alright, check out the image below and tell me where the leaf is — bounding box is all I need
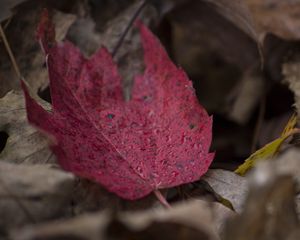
[203,1,300,42]
[0,0,27,22]
[22,11,214,200]
[0,161,75,234]
[202,0,258,42]
[12,199,224,240]
[235,113,298,176]
[246,0,300,41]
[0,7,76,97]
[203,169,248,213]
[225,152,300,240]
[0,91,55,164]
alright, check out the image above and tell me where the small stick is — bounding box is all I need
[112,0,147,57]
[0,24,21,78]
[154,189,171,208]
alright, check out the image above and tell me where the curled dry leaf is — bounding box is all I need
[71,180,157,215]
[192,0,300,45]
[22,11,214,200]
[224,149,300,240]
[0,91,56,164]
[202,0,258,42]
[12,200,222,240]
[0,161,75,234]
[247,0,300,41]
[222,0,300,41]
[283,61,300,115]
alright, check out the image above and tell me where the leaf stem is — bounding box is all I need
[112,0,147,57]
[154,189,171,208]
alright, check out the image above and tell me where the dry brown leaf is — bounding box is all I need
[12,200,222,240]
[0,7,76,97]
[283,61,300,115]
[70,180,157,215]
[247,0,300,41]
[224,149,300,240]
[0,0,27,22]
[204,0,300,41]
[202,0,258,42]
[203,169,248,213]
[0,161,75,235]
[0,91,55,164]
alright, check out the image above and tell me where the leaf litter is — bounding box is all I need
[1,1,300,240]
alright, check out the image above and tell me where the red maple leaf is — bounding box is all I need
[22,10,214,201]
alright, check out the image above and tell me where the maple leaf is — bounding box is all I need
[22,10,214,200]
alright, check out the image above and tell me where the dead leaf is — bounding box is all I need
[0,0,27,22]
[203,169,248,213]
[283,61,300,115]
[0,161,75,235]
[12,200,221,240]
[71,180,157,215]
[202,0,258,42]
[0,91,55,164]
[247,0,300,41]
[0,6,76,97]
[204,0,300,42]
[224,150,300,240]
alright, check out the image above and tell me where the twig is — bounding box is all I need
[4,17,12,29]
[112,0,147,57]
[154,189,171,208]
[0,24,21,78]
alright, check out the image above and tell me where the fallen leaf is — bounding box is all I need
[71,179,157,215]
[0,6,76,97]
[224,152,300,240]
[0,161,75,235]
[203,169,248,213]
[247,0,300,41]
[0,91,55,164]
[0,0,27,22]
[22,11,214,200]
[283,61,300,115]
[203,0,300,42]
[235,113,298,176]
[202,0,258,43]
[12,200,221,240]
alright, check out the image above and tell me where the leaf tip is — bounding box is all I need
[36,8,56,53]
